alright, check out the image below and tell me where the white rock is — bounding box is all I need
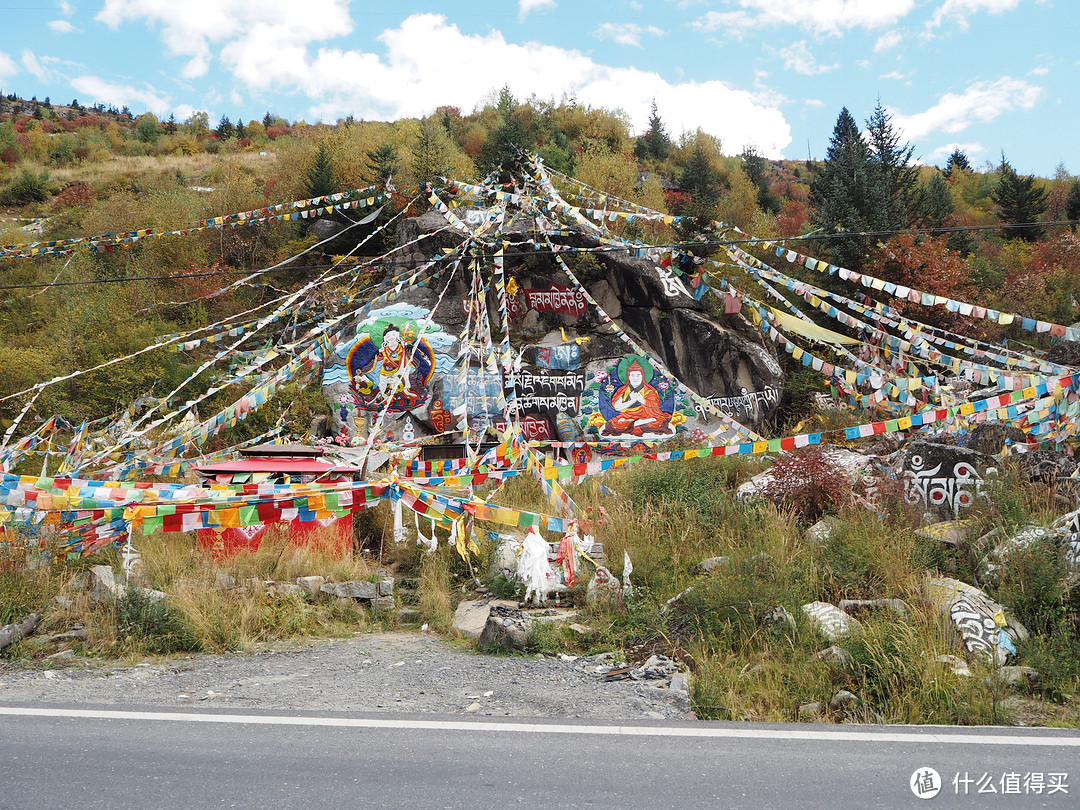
[801,601,861,642]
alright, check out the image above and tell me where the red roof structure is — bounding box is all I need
[193,443,359,483]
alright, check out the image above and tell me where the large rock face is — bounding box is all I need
[321,210,784,447]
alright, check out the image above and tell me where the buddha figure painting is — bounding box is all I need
[596,355,679,439]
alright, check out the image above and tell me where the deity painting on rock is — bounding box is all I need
[580,355,689,440]
[346,319,436,412]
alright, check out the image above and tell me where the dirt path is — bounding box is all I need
[0,632,695,721]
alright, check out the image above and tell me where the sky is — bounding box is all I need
[0,0,1074,177]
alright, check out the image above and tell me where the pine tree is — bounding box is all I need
[866,100,918,229]
[633,100,672,162]
[1065,180,1080,231]
[262,111,274,129]
[366,144,399,187]
[478,86,528,174]
[810,107,879,270]
[914,172,954,231]
[944,148,971,178]
[165,113,177,134]
[234,117,247,140]
[216,114,234,140]
[992,157,1047,241]
[304,141,335,198]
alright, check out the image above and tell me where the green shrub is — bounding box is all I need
[116,587,200,655]
[4,168,51,203]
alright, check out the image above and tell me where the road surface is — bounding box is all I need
[1,704,1077,808]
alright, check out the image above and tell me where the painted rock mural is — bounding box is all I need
[319,209,786,449]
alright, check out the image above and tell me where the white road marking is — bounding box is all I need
[2,706,1079,746]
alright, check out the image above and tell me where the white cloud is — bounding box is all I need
[804,98,825,108]
[927,0,1022,30]
[595,22,664,47]
[1028,65,1048,76]
[776,40,838,75]
[880,70,906,80]
[890,76,1043,139]
[519,0,555,19]
[48,20,78,33]
[695,0,916,36]
[70,75,171,115]
[0,50,17,85]
[59,0,74,13]
[107,11,790,156]
[926,141,985,164]
[96,0,353,79]
[20,51,53,82]
[874,29,903,52]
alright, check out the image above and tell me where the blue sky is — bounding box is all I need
[0,1,1073,176]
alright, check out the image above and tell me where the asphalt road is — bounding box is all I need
[1,705,1077,809]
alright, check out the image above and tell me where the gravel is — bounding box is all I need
[0,631,695,721]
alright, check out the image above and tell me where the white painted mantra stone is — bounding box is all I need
[926,577,1028,666]
[801,601,862,642]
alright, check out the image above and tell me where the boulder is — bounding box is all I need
[378,579,395,597]
[811,645,853,668]
[801,601,861,642]
[896,441,995,520]
[738,447,875,502]
[914,519,974,547]
[968,423,1027,456]
[797,701,822,721]
[0,613,42,651]
[477,605,529,652]
[936,654,971,677]
[90,565,120,603]
[926,576,1028,665]
[1046,338,1080,366]
[1015,449,1077,484]
[320,580,378,600]
[806,517,841,544]
[828,689,859,715]
[586,566,623,605]
[996,666,1038,685]
[695,556,731,574]
[297,576,326,597]
[452,599,518,638]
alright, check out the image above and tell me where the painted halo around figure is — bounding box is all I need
[346,316,437,413]
[581,354,689,440]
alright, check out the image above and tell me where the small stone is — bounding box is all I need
[797,701,822,720]
[46,649,75,660]
[297,576,326,597]
[378,579,394,597]
[829,689,858,715]
[466,702,481,713]
[762,605,796,634]
[215,573,236,591]
[646,711,665,720]
[935,654,971,677]
[90,566,120,604]
[670,674,690,693]
[373,596,395,611]
[398,607,421,623]
[478,606,529,652]
[567,623,593,637]
[51,595,75,611]
[996,666,1038,685]
[811,645,854,668]
[806,517,841,544]
[695,556,731,574]
[47,629,88,643]
[801,601,861,642]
